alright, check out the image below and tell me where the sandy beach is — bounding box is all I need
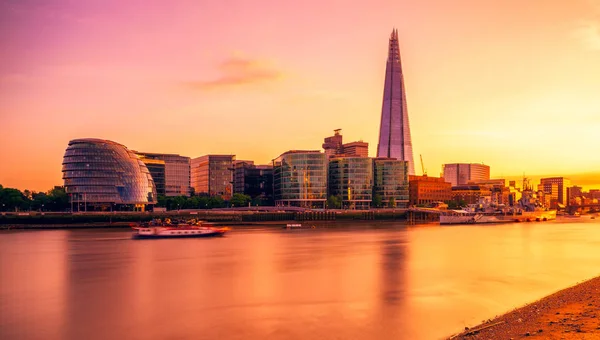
[448,276,600,339]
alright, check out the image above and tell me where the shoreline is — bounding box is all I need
[0,219,415,230]
[448,275,600,339]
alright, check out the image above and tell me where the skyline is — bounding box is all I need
[1,0,600,192]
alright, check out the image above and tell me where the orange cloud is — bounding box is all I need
[184,57,282,91]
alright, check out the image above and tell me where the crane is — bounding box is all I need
[420,154,427,176]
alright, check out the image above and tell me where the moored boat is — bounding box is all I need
[440,177,557,225]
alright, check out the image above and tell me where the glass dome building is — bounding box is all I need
[62,139,157,211]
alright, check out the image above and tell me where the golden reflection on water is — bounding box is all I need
[1,219,600,340]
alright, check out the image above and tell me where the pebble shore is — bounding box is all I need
[448,276,600,339]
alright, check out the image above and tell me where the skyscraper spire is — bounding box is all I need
[376,28,415,175]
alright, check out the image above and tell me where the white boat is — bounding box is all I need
[131,219,230,239]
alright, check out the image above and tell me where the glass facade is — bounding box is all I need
[62,139,157,210]
[137,157,166,196]
[234,162,274,204]
[442,163,490,187]
[329,157,373,209]
[376,29,415,175]
[136,152,191,197]
[373,158,409,208]
[273,151,327,208]
[191,155,234,199]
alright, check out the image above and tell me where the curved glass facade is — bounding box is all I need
[62,139,157,209]
[329,157,373,210]
[273,151,327,208]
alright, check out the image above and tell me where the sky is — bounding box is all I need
[1,0,599,192]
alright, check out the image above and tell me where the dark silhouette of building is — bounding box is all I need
[233,161,274,205]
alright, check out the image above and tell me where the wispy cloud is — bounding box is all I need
[184,57,282,91]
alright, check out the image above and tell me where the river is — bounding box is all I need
[1,218,599,339]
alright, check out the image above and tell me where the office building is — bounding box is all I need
[342,141,369,157]
[273,151,328,208]
[443,163,490,187]
[323,129,369,158]
[376,29,415,175]
[328,157,373,209]
[233,161,274,205]
[191,155,235,199]
[135,152,191,197]
[540,177,570,207]
[137,156,166,196]
[372,158,409,208]
[62,138,157,211]
[408,175,452,206]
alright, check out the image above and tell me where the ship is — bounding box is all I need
[440,178,557,225]
[131,218,230,239]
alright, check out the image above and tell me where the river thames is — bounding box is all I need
[1,218,600,339]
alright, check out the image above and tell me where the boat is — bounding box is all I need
[440,178,557,225]
[131,218,230,239]
[283,223,315,229]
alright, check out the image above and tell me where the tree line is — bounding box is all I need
[0,185,70,212]
[156,193,255,210]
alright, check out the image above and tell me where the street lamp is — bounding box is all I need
[41,204,44,212]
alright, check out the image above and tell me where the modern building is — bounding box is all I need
[191,155,235,200]
[376,29,415,175]
[233,161,274,205]
[272,151,328,208]
[323,129,344,157]
[135,152,191,197]
[62,138,157,211]
[443,163,490,187]
[328,157,373,209]
[540,177,570,207]
[342,141,369,158]
[136,156,166,196]
[408,175,452,206]
[372,158,409,208]
[322,129,369,158]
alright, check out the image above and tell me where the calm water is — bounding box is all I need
[2,219,600,340]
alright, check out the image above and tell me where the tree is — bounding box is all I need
[230,193,251,207]
[372,194,382,209]
[388,197,396,208]
[327,195,342,209]
[208,196,225,208]
[0,187,28,211]
[48,187,69,211]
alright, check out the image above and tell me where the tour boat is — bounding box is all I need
[131,219,230,239]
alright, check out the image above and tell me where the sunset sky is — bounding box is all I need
[1,0,599,192]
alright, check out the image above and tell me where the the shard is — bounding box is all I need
[376,28,415,175]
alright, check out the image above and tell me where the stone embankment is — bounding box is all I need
[449,276,600,339]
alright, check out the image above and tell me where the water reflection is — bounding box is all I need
[1,220,600,340]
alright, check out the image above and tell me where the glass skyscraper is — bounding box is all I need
[376,28,415,175]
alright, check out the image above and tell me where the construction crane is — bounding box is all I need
[420,154,427,176]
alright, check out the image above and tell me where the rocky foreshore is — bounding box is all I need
[448,276,600,339]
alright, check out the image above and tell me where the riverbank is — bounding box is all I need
[448,275,600,339]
